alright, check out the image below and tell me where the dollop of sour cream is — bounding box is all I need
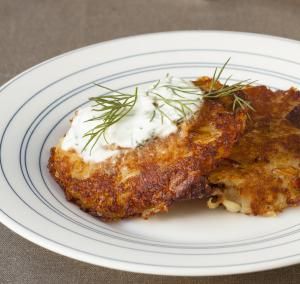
[61,76,203,163]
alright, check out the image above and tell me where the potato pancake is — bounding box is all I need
[204,85,300,216]
[49,100,246,221]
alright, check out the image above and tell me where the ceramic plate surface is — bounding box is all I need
[1,31,300,276]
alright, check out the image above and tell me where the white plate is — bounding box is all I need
[1,31,300,276]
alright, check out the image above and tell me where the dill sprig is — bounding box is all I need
[146,60,255,123]
[150,91,200,122]
[82,84,138,152]
[147,75,202,123]
[82,59,255,152]
[201,58,256,112]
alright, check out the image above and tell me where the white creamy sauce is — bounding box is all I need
[61,76,204,163]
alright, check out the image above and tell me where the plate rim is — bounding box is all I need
[1,29,300,93]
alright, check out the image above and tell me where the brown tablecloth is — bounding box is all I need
[1,0,300,283]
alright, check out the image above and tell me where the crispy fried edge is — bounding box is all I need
[48,100,246,221]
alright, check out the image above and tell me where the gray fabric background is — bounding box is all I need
[1,0,300,283]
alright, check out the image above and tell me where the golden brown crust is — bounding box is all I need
[48,100,246,221]
[207,86,300,216]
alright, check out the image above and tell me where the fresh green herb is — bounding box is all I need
[83,59,255,152]
[82,84,137,152]
[147,76,202,123]
[150,91,199,123]
[146,58,255,123]
[201,59,256,112]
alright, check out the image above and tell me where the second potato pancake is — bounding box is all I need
[206,85,300,216]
